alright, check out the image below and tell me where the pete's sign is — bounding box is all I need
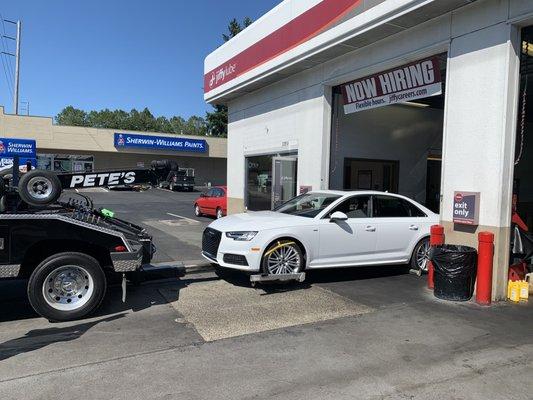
[453,192,480,226]
[341,56,442,114]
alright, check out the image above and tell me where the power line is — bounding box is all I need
[0,14,15,83]
[0,13,14,101]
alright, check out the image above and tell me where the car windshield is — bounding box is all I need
[274,193,341,218]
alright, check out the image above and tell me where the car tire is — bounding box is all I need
[216,207,223,219]
[27,252,107,322]
[411,237,431,273]
[261,240,304,275]
[18,170,62,207]
[194,204,202,217]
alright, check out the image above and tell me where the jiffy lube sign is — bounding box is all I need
[0,137,37,168]
[114,133,207,153]
[453,192,480,225]
[341,56,442,114]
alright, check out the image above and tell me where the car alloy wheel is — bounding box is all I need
[216,208,223,219]
[264,241,302,275]
[414,238,431,272]
[195,205,201,216]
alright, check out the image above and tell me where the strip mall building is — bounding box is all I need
[0,107,227,186]
[205,0,533,300]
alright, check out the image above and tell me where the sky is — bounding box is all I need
[0,0,281,120]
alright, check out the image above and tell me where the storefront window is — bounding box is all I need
[37,154,94,172]
[246,153,297,211]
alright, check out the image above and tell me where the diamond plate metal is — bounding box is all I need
[0,264,21,278]
[111,255,143,272]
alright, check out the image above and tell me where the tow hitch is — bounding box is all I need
[249,272,306,287]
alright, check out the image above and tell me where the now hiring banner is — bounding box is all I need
[341,56,443,114]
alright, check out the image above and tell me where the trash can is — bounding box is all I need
[429,245,477,301]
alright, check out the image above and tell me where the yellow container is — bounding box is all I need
[519,280,529,301]
[526,273,533,295]
[508,280,520,303]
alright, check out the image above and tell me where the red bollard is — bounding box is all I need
[476,232,494,305]
[428,225,445,289]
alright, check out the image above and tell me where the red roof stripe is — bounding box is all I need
[204,0,363,94]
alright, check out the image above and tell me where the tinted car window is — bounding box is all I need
[373,195,426,218]
[205,189,215,197]
[330,196,371,218]
[274,193,341,218]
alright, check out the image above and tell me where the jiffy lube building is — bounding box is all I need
[205,0,533,300]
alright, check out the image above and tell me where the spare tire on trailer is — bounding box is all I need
[18,170,62,206]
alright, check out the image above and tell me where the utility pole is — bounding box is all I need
[1,18,21,114]
[13,20,21,115]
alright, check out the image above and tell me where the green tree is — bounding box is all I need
[55,106,87,126]
[55,106,209,136]
[207,17,253,137]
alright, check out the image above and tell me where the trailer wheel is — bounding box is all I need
[27,252,106,322]
[18,170,62,206]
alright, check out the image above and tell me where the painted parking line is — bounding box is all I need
[166,212,200,223]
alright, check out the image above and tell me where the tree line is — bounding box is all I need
[55,18,253,138]
[55,106,211,137]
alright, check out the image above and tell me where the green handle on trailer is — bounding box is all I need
[100,208,115,218]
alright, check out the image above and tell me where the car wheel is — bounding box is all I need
[194,204,202,217]
[18,170,62,207]
[27,252,107,322]
[262,240,304,275]
[411,237,431,273]
[216,207,223,219]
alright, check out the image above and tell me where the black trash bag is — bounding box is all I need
[429,245,477,301]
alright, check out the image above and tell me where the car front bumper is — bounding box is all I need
[201,230,263,272]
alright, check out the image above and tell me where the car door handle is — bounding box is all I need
[365,226,376,232]
[409,225,419,231]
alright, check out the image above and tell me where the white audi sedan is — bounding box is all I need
[201,191,439,276]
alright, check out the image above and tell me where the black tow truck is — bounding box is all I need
[0,159,176,321]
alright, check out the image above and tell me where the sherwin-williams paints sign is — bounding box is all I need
[453,192,480,225]
[0,137,37,168]
[341,56,442,114]
[114,133,207,153]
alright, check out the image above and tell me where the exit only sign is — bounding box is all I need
[453,191,480,225]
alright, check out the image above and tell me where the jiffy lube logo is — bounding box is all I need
[0,141,5,154]
[117,134,125,146]
[214,63,237,86]
[209,72,216,88]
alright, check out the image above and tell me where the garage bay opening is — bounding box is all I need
[330,54,447,214]
[514,26,533,232]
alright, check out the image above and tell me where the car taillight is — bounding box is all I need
[114,245,127,252]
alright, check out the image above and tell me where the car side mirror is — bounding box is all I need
[330,211,348,222]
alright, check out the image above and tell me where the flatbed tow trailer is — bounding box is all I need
[0,160,176,321]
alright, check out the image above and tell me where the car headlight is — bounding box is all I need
[225,231,258,241]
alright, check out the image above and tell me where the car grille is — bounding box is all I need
[202,228,222,258]
[223,254,249,266]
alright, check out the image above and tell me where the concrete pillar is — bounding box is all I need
[441,22,520,300]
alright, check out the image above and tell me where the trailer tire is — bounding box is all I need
[27,252,106,322]
[18,170,62,206]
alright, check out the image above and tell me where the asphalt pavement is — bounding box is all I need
[67,187,213,264]
[1,189,532,399]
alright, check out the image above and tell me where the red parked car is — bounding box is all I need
[194,186,227,219]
